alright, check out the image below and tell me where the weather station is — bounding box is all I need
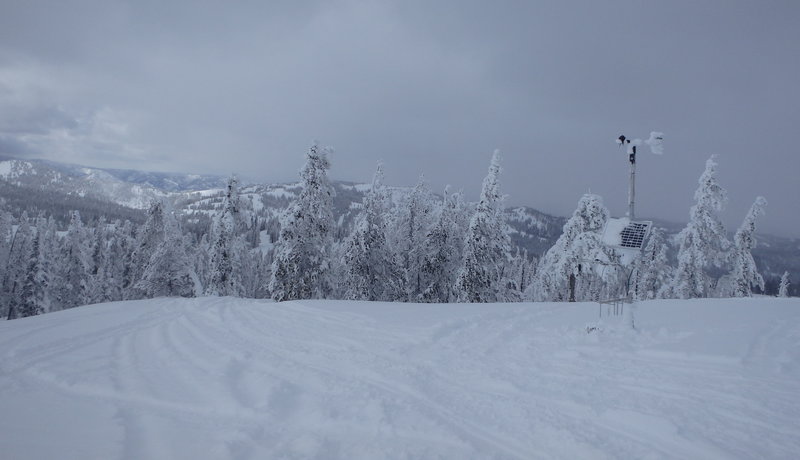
[594,132,663,325]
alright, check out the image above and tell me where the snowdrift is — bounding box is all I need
[1,297,798,459]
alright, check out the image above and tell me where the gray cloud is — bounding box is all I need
[0,101,81,136]
[0,0,798,236]
[0,135,35,157]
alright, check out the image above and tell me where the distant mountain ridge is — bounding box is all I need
[36,159,231,192]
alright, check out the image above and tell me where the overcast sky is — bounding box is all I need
[1,0,798,236]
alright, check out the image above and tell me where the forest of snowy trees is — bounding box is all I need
[0,144,792,320]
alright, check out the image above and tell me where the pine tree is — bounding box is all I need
[54,211,92,310]
[35,216,60,312]
[632,228,672,300]
[729,196,767,297]
[126,201,167,299]
[86,218,110,305]
[513,248,536,295]
[328,238,349,300]
[101,221,130,302]
[420,187,464,303]
[240,250,265,298]
[4,213,34,319]
[528,194,613,302]
[342,164,403,301]
[671,156,730,299]
[137,207,199,298]
[778,271,791,298]
[0,212,13,285]
[206,175,247,296]
[454,150,515,303]
[390,175,435,300]
[568,229,620,302]
[84,220,130,304]
[115,220,136,301]
[18,229,45,318]
[194,233,211,293]
[270,143,335,301]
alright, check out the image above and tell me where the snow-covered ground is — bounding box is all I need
[1,297,799,459]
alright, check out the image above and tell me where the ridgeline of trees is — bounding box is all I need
[0,144,792,320]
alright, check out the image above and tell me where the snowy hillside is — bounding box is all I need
[1,297,798,459]
[0,156,233,210]
[0,158,169,209]
[33,158,229,193]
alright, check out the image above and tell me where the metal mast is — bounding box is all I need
[628,143,636,219]
[617,135,637,219]
[618,131,662,219]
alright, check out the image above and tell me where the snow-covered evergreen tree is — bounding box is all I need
[517,249,537,294]
[390,175,435,300]
[35,216,60,312]
[243,214,261,250]
[671,156,730,299]
[729,196,767,297]
[18,228,45,318]
[114,220,136,301]
[137,207,199,298]
[206,175,247,296]
[86,218,111,305]
[420,187,465,303]
[778,271,791,298]
[241,250,268,299]
[55,211,92,310]
[126,201,167,299]
[270,143,335,301]
[528,193,613,302]
[632,228,672,300]
[0,212,13,284]
[327,238,349,299]
[84,220,130,304]
[342,164,403,301]
[454,150,515,303]
[104,221,132,302]
[194,233,211,294]
[569,231,621,302]
[4,213,34,319]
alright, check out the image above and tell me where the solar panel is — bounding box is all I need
[619,221,650,249]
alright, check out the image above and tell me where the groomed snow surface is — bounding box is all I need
[1,297,799,459]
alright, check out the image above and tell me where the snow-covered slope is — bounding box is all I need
[34,158,229,193]
[0,158,169,209]
[1,297,798,459]
[506,206,566,256]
